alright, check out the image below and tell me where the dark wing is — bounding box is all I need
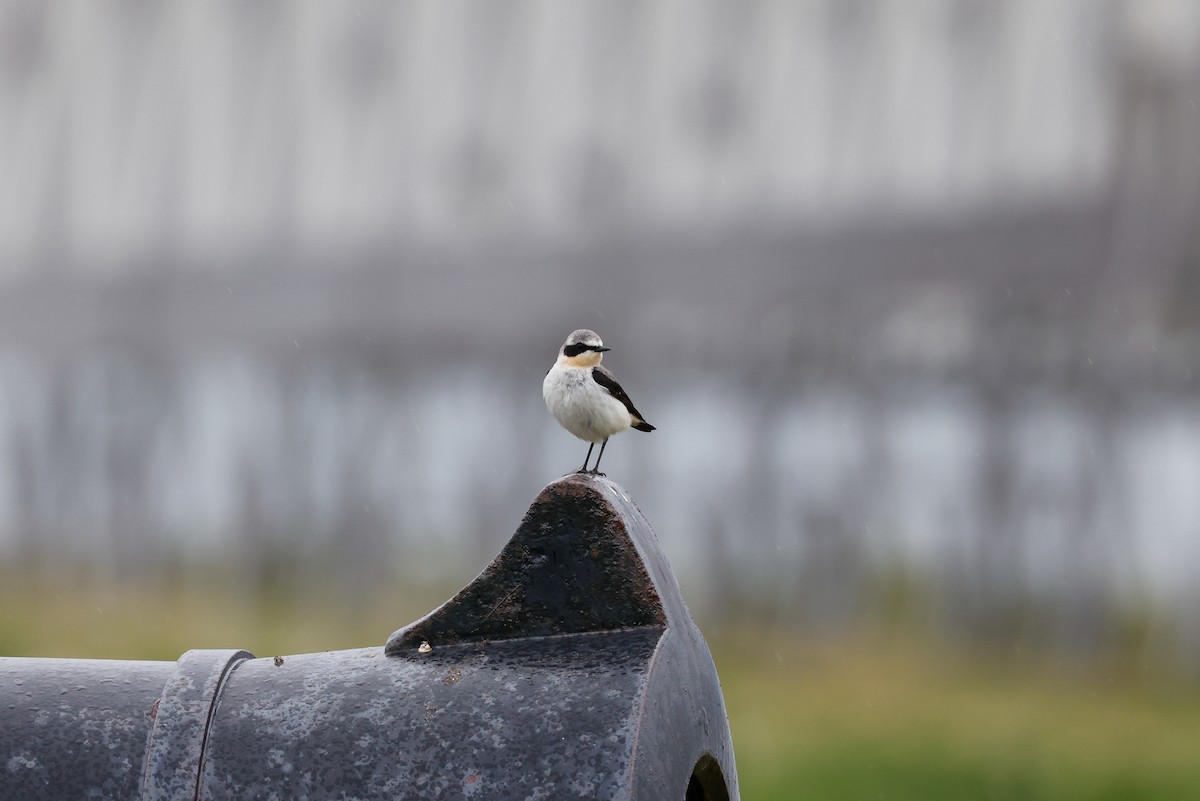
[592,366,655,432]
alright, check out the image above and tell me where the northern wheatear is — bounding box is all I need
[543,329,655,475]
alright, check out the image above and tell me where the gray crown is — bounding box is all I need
[562,329,604,350]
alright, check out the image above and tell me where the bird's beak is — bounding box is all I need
[594,346,611,352]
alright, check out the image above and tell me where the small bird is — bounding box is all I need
[543,329,655,475]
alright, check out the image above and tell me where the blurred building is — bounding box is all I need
[0,0,1141,265]
[1,0,1199,661]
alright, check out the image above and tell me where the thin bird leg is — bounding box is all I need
[577,442,595,473]
[591,438,609,475]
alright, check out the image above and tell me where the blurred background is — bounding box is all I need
[3,1,1200,798]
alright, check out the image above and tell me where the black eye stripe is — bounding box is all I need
[563,343,600,357]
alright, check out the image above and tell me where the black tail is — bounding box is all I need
[633,420,655,433]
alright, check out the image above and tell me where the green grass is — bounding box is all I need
[4,571,1200,800]
[718,631,1200,800]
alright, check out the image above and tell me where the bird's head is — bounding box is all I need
[558,329,609,368]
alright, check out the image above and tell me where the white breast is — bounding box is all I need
[543,365,633,443]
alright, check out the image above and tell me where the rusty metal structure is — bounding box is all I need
[0,474,738,800]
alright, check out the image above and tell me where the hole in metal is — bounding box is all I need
[685,753,729,801]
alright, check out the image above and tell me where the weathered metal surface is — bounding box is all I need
[0,658,171,800]
[199,631,662,800]
[142,649,254,801]
[385,474,669,652]
[0,473,738,801]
